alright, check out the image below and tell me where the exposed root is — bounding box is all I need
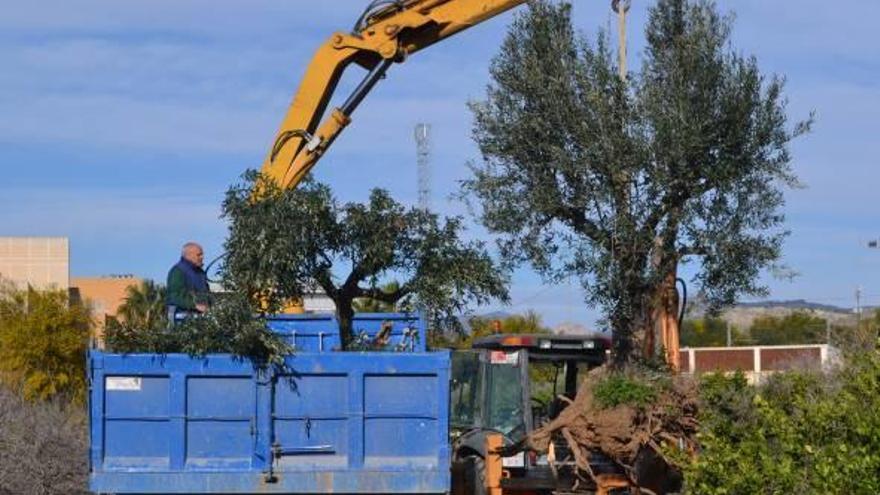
[517,367,699,494]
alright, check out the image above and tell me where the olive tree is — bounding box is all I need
[222,172,509,349]
[465,0,810,364]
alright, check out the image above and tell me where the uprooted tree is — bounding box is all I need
[222,172,510,350]
[466,0,810,490]
[465,0,810,367]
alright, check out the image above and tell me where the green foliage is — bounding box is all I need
[747,311,827,345]
[223,172,509,349]
[352,281,400,313]
[104,294,293,368]
[431,310,550,350]
[593,373,661,409]
[686,353,880,494]
[112,279,166,330]
[465,0,810,364]
[847,308,880,351]
[680,318,739,347]
[0,284,91,404]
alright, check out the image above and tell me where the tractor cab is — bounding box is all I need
[450,333,611,494]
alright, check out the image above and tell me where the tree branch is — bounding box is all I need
[678,244,709,257]
[358,285,411,304]
[313,268,337,300]
[557,205,610,248]
[342,263,366,295]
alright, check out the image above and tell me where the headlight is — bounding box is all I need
[583,340,595,349]
[539,340,552,349]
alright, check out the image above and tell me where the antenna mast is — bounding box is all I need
[415,123,432,211]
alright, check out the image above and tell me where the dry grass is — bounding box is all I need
[0,387,89,495]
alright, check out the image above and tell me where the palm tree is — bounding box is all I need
[115,280,166,330]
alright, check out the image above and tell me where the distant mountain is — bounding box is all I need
[716,300,863,329]
[475,311,515,321]
[733,299,852,314]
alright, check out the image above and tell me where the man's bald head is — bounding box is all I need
[182,242,205,268]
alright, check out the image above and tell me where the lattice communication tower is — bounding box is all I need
[414,123,432,212]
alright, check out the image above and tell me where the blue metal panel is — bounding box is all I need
[104,421,171,470]
[91,471,450,494]
[364,374,443,469]
[186,376,255,470]
[89,340,451,494]
[104,375,172,471]
[105,376,169,417]
[265,313,426,352]
[274,373,350,470]
[364,374,440,417]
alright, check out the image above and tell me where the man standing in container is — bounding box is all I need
[166,242,211,320]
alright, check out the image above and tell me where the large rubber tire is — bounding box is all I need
[467,456,487,495]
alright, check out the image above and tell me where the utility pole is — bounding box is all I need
[826,319,832,344]
[856,285,863,329]
[726,321,732,347]
[612,0,631,80]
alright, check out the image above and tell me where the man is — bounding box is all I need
[166,242,210,316]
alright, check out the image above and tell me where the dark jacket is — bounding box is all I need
[166,258,210,311]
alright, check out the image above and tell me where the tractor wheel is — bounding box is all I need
[466,456,487,495]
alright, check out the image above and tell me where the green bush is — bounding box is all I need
[593,373,659,409]
[0,284,91,403]
[685,352,880,494]
[747,311,828,346]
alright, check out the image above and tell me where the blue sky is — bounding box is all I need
[1,1,878,328]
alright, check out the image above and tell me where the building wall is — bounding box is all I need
[680,344,836,384]
[0,237,69,290]
[303,293,336,313]
[71,276,142,319]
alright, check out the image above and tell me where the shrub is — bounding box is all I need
[0,286,91,403]
[685,352,880,494]
[0,387,88,494]
[593,372,661,409]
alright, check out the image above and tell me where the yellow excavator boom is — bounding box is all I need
[259,0,527,190]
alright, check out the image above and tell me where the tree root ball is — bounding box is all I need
[518,367,699,494]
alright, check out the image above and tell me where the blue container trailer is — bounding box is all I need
[89,314,450,495]
[89,313,612,495]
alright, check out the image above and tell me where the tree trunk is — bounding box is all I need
[335,296,355,350]
[610,286,653,368]
[642,269,681,371]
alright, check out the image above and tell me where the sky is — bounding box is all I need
[1,0,879,329]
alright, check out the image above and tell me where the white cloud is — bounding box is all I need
[2,0,879,315]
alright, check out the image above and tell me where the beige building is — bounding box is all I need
[70,275,143,322]
[70,275,143,345]
[0,237,69,290]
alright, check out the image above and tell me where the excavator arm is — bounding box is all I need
[260,0,527,190]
